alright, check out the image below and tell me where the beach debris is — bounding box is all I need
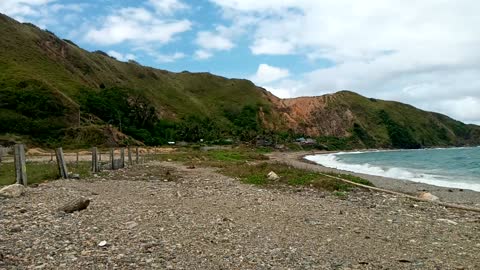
[267,171,280,181]
[437,219,458,225]
[0,184,26,198]
[58,197,90,213]
[417,192,439,202]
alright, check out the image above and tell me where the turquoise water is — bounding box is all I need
[305,147,480,191]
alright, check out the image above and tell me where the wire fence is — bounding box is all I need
[0,145,160,186]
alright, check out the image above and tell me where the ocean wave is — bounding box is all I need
[305,153,480,192]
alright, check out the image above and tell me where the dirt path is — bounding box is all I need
[1,161,479,269]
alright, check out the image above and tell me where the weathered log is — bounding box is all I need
[58,197,90,213]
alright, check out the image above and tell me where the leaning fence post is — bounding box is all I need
[14,144,27,186]
[136,147,139,164]
[128,147,133,166]
[92,147,99,173]
[120,148,125,168]
[55,147,68,179]
[110,148,115,170]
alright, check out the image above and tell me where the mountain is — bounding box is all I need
[0,13,479,149]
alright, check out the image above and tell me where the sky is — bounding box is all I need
[1,0,480,124]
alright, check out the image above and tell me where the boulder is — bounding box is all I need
[267,171,280,181]
[418,192,439,202]
[0,184,26,198]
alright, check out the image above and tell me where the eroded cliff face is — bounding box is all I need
[266,92,355,137]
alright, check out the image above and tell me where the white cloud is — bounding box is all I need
[251,38,294,55]
[85,7,191,45]
[49,3,86,13]
[194,50,213,60]
[148,0,189,14]
[155,52,186,63]
[195,30,234,51]
[251,64,290,84]
[0,0,56,19]
[107,50,136,62]
[210,0,480,124]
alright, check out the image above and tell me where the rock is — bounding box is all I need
[58,197,90,213]
[267,171,280,181]
[69,173,80,180]
[98,240,108,247]
[418,192,439,202]
[0,184,26,198]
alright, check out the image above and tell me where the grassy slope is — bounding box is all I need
[324,91,479,148]
[0,14,272,119]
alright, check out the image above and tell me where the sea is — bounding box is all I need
[305,147,480,192]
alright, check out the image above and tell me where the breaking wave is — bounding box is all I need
[305,152,480,192]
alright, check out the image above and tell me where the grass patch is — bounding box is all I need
[154,147,269,164]
[0,162,58,185]
[0,161,92,186]
[218,162,367,192]
[153,148,374,194]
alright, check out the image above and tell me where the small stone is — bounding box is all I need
[418,192,440,202]
[98,241,108,247]
[267,171,280,181]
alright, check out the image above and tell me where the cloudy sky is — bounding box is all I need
[1,0,479,124]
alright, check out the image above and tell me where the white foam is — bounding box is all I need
[305,153,480,192]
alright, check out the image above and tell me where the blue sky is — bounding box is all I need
[1,0,480,124]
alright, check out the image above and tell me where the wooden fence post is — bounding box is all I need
[76,152,79,166]
[110,148,115,170]
[99,151,102,161]
[136,147,139,164]
[92,147,99,173]
[128,147,133,166]
[55,147,69,179]
[14,144,27,186]
[120,148,125,168]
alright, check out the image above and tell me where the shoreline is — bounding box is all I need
[268,151,480,205]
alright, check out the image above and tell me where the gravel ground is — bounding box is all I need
[1,161,479,269]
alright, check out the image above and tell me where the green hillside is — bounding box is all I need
[316,91,480,149]
[0,13,281,147]
[0,13,479,149]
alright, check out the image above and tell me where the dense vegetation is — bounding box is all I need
[0,13,479,149]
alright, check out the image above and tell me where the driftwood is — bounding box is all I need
[319,172,480,213]
[58,197,90,213]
